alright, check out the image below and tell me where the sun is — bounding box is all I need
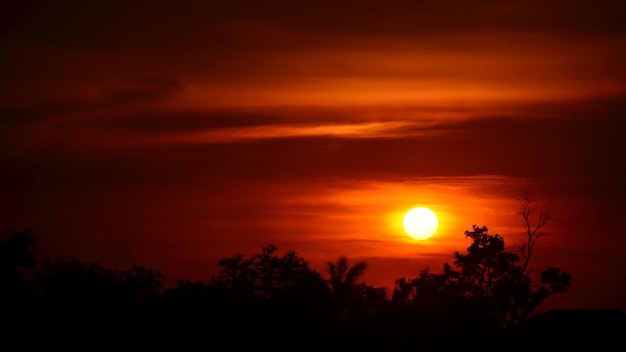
[403,207,439,240]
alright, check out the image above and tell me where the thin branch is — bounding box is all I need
[516,191,554,274]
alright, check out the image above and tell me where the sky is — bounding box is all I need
[1,1,625,312]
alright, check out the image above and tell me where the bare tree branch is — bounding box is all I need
[516,191,554,274]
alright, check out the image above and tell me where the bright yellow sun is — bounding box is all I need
[403,207,439,240]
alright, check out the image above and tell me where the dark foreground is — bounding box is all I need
[5,308,625,351]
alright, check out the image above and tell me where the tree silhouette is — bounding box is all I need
[327,256,367,296]
[0,228,36,269]
[392,263,465,308]
[394,225,571,328]
[118,264,165,305]
[454,225,536,326]
[0,228,37,314]
[32,256,120,311]
[211,244,327,301]
[515,191,554,274]
[326,256,386,324]
[209,244,333,348]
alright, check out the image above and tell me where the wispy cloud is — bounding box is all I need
[163,120,429,143]
[0,77,182,125]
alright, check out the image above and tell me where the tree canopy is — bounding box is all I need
[393,224,571,328]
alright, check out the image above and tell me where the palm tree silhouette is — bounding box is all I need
[326,256,367,324]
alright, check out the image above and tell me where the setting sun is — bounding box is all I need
[403,207,439,240]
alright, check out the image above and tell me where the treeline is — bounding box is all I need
[1,225,571,350]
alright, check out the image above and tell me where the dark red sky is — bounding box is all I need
[1,1,625,311]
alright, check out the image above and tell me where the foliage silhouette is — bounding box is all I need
[326,256,386,324]
[211,244,329,302]
[393,224,571,328]
[0,228,37,316]
[119,264,165,305]
[209,244,334,348]
[0,228,36,269]
[0,223,594,350]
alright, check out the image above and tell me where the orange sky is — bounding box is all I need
[1,0,626,311]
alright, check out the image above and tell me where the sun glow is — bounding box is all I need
[403,207,439,240]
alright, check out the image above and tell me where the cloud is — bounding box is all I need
[159,121,426,143]
[3,98,625,187]
[0,77,182,126]
[3,1,624,112]
[101,77,182,105]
